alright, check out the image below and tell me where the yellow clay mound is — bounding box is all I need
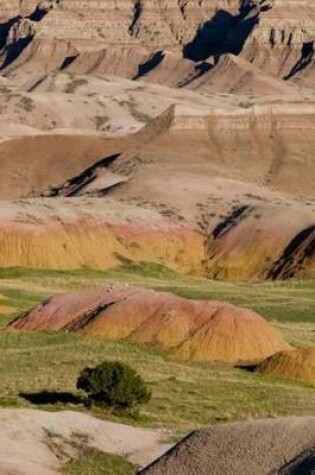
[174,306,291,364]
[256,348,315,383]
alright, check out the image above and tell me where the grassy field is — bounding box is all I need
[0,264,314,474]
[1,331,315,436]
[0,263,314,327]
[0,263,314,438]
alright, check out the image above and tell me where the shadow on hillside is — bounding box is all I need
[183,2,271,62]
[284,41,314,80]
[1,37,33,70]
[133,50,165,79]
[267,224,315,280]
[0,17,20,49]
[183,9,235,61]
[177,61,213,87]
[19,391,83,405]
[60,54,78,70]
[235,364,258,373]
[0,5,53,70]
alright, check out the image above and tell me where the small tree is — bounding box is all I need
[77,361,151,409]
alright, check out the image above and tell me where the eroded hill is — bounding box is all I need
[0,1,313,280]
[2,0,315,91]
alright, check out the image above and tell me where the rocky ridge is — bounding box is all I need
[2,1,315,88]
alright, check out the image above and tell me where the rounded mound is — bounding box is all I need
[141,417,315,475]
[255,347,315,383]
[9,284,290,364]
[173,305,290,364]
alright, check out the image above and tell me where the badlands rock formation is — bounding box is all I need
[256,347,315,383]
[0,92,313,280]
[9,284,290,364]
[0,4,314,474]
[0,199,203,273]
[141,417,315,475]
[0,1,313,281]
[2,0,315,91]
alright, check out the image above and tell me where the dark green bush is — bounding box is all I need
[76,361,151,409]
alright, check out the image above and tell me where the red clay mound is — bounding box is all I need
[256,347,315,383]
[141,417,315,475]
[9,284,290,364]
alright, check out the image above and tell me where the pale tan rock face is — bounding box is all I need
[31,0,239,47]
[19,0,42,16]
[35,0,137,45]
[13,0,315,47]
[1,0,58,18]
[2,0,315,82]
[0,0,19,20]
[1,0,315,47]
[240,2,315,76]
[6,18,35,44]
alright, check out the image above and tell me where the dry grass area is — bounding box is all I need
[0,265,314,435]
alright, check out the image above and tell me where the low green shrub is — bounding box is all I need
[77,361,151,409]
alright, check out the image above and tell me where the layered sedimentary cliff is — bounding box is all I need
[0,1,314,281]
[0,199,204,273]
[2,0,315,88]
